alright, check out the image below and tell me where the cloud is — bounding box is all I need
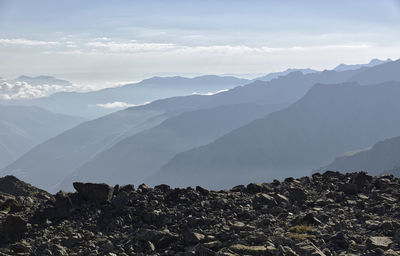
[87,40,176,52]
[0,36,373,56]
[84,38,371,55]
[95,101,136,109]
[0,81,96,100]
[0,38,59,46]
[192,89,229,96]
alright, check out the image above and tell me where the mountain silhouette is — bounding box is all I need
[149,81,400,188]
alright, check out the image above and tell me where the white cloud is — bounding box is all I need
[192,89,229,96]
[95,101,136,109]
[0,81,96,100]
[0,38,59,46]
[87,40,176,52]
[84,39,372,55]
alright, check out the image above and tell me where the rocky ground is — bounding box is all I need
[1,171,400,255]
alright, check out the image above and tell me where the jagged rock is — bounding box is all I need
[0,172,399,255]
[73,182,113,204]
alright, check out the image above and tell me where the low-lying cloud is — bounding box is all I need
[192,89,229,96]
[0,81,95,100]
[95,101,136,109]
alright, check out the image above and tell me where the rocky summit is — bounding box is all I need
[1,172,400,255]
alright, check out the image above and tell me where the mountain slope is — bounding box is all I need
[319,136,400,176]
[0,105,83,168]
[60,103,286,190]
[150,82,400,188]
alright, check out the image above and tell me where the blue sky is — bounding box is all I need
[0,0,399,86]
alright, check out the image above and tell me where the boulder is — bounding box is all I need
[73,182,113,204]
[253,193,277,209]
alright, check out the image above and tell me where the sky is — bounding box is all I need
[0,0,399,88]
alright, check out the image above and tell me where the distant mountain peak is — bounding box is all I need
[334,58,392,72]
[13,75,72,86]
[254,68,318,82]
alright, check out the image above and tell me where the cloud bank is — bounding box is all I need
[0,81,95,100]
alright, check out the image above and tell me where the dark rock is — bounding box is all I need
[1,172,400,255]
[192,244,216,256]
[231,184,246,192]
[351,172,372,191]
[247,183,264,193]
[296,241,326,256]
[182,230,205,245]
[73,182,113,204]
[136,229,178,249]
[300,213,322,225]
[196,185,209,195]
[119,184,135,193]
[1,215,27,240]
[0,175,50,198]
[229,244,268,255]
[155,184,171,193]
[339,183,358,195]
[329,232,349,249]
[288,187,307,202]
[111,191,129,209]
[253,193,277,209]
[138,184,151,193]
[53,191,74,218]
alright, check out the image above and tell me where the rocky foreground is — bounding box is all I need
[0,172,400,255]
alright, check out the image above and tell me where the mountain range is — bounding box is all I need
[151,81,400,188]
[2,60,374,191]
[3,58,400,192]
